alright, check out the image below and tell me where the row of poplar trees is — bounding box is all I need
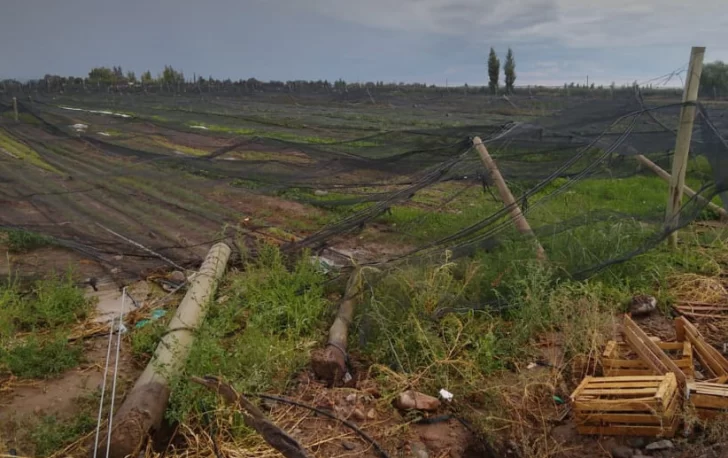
[488,47,516,95]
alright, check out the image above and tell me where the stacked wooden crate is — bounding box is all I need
[602,340,694,378]
[571,374,680,437]
[687,381,728,419]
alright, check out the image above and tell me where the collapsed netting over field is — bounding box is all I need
[0,90,727,280]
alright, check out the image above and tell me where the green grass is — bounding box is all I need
[27,413,95,457]
[1,111,41,124]
[1,228,53,252]
[168,244,330,424]
[130,318,168,361]
[183,121,378,146]
[0,129,60,173]
[0,274,93,379]
[1,335,83,378]
[353,222,727,400]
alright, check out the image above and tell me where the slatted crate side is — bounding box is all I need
[572,374,680,437]
[602,340,694,378]
[688,382,728,419]
[575,415,679,437]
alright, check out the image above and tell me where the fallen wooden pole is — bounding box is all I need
[12,97,18,122]
[191,376,310,458]
[472,136,546,260]
[636,155,727,219]
[99,242,231,458]
[311,269,362,385]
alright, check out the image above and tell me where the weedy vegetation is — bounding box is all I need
[0,273,93,379]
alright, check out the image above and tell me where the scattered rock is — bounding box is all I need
[630,294,657,316]
[627,437,647,449]
[352,408,366,421]
[345,393,357,404]
[394,390,441,412]
[342,441,357,451]
[611,446,634,458]
[550,424,578,444]
[645,440,673,451]
[366,408,376,420]
[410,441,430,458]
[261,398,277,411]
[169,270,186,283]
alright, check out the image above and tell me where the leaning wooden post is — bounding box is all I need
[637,154,727,219]
[12,97,18,122]
[472,136,546,260]
[99,242,231,458]
[666,46,705,248]
[311,268,362,385]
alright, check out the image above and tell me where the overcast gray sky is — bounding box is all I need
[2,0,726,86]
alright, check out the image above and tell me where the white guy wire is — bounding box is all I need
[105,287,126,458]
[92,308,116,458]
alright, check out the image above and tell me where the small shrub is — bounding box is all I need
[2,229,52,252]
[130,320,167,361]
[0,335,83,378]
[27,412,95,456]
[168,244,329,423]
[2,274,93,332]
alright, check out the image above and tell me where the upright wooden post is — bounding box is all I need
[12,97,18,122]
[666,46,705,248]
[472,137,546,260]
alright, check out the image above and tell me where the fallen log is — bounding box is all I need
[96,242,231,458]
[311,268,362,385]
[191,376,310,458]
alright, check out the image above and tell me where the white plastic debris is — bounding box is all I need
[311,256,338,273]
[190,125,208,130]
[60,106,131,118]
[97,131,111,136]
[526,362,539,370]
[439,388,454,402]
[71,123,88,131]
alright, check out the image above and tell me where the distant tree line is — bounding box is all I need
[0,62,711,100]
[700,61,728,98]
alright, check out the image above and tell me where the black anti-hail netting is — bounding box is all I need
[0,90,727,282]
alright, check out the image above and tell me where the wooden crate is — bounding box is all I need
[571,374,680,437]
[602,340,694,378]
[688,381,728,420]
